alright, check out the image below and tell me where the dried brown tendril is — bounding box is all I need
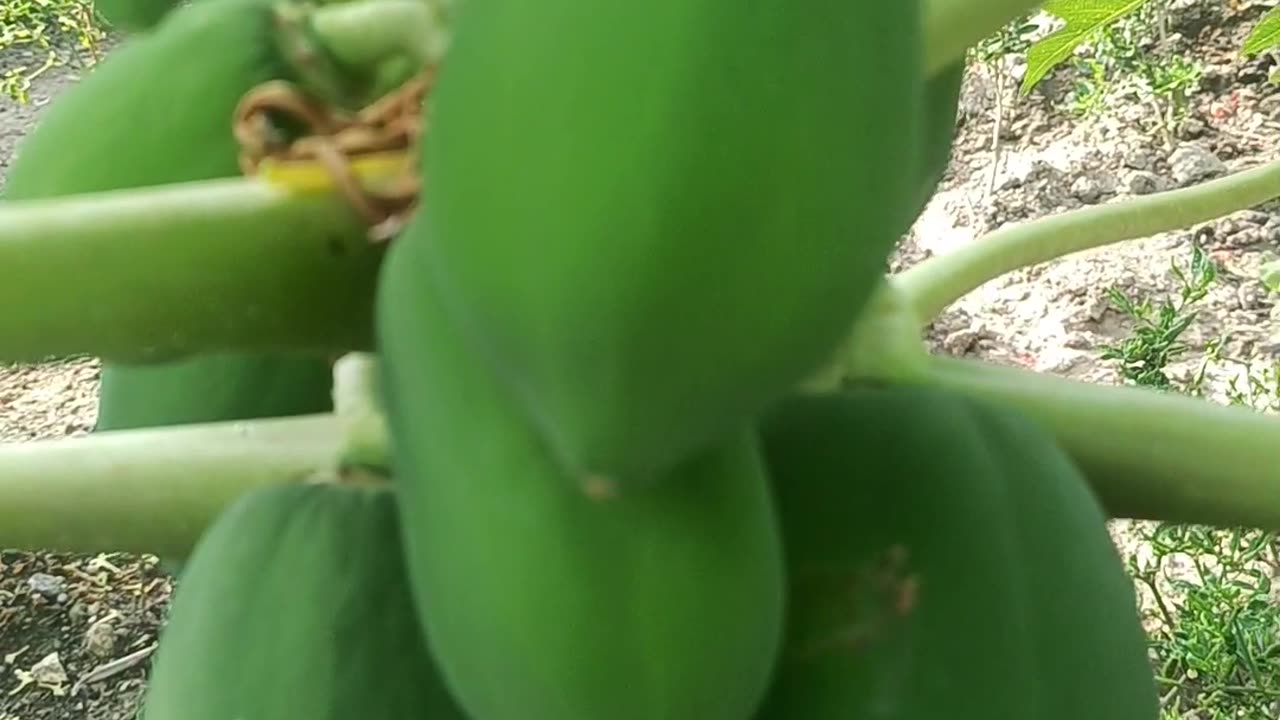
[233,68,435,242]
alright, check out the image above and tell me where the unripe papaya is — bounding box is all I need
[95,353,334,432]
[2,0,287,203]
[139,481,466,720]
[906,61,964,223]
[415,0,924,488]
[754,385,1160,719]
[376,227,786,720]
[92,0,181,34]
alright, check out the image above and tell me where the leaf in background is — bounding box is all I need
[1259,258,1280,294]
[1243,6,1280,58]
[1019,0,1148,96]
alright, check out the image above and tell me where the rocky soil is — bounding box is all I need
[3,1,1280,716]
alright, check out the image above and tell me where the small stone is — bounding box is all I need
[31,652,67,687]
[1176,117,1206,139]
[84,618,117,658]
[1240,210,1271,226]
[1071,174,1102,203]
[1169,144,1226,185]
[1123,144,1159,171]
[1238,284,1265,311]
[1237,61,1270,85]
[67,601,88,623]
[1259,94,1280,120]
[1127,171,1163,195]
[27,573,64,598]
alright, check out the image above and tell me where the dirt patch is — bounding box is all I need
[0,43,105,193]
[0,552,169,720]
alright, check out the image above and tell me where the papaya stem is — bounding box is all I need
[0,414,343,559]
[921,0,1044,77]
[0,177,385,365]
[804,279,932,393]
[895,155,1280,325]
[332,352,391,470]
[922,354,1280,530]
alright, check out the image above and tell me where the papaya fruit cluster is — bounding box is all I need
[370,0,1160,718]
[4,0,1163,715]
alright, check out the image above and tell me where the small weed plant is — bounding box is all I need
[1019,4,1202,143]
[1104,243,1280,720]
[1,0,105,103]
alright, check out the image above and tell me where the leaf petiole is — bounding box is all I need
[895,154,1280,325]
[922,354,1280,530]
[0,176,385,364]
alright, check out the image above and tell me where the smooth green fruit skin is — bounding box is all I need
[755,385,1160,719]
[377,226,786,720]
[906,61,964,223]
[140,482,466,720]
[96,353,333,432]
[418,0,924,486]
[93,0,181,34]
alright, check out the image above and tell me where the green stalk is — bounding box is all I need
[0,414,343,559]
[332,352,390,469]
[896,155,1280,324]
[922,0,1045,76]
[0,177,384,365]
[923,354,1280,530]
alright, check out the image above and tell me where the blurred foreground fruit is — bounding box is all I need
[417,0,926,488]
[755,385,1160,720]
[376,226,787,720]
[140,481,465,720]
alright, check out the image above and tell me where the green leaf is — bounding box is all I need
[1259,258,1280,294]
[1243,6,1280,58]
[1019,0,1149,96]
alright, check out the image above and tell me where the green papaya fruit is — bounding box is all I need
[415,0,925,488]
[92,0,181,34]
[754,385,1160,719]
[95,353,334,432]
[906,61,964,223]
[139,481,466,720]
[376,227,786,720]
